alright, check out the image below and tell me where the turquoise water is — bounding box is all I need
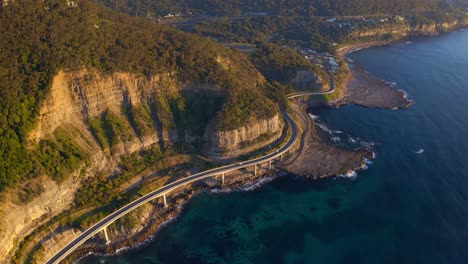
[81,30,468,264]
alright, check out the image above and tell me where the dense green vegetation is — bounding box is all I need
[311,0,446,16]
[87,111,134,149]
[0,0,275,190]
[195,8,467,51]
[36,128,90,182]
[251,43,329,87]
[74,146,165,209]
[195,16,287,43]
[194,16,338,52]
[217,86,276,131]
[96,0,467,53]
[96,0,459,17]
[170,91,224,136]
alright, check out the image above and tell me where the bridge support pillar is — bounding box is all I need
[222,173,225,185]
[254,164,257,176]
[102,227,110,244]
[163,194,168,208]
[269,160,272,170]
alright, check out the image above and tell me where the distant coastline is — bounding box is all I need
[337,39,398,57]
[333,27,468,110]
[330,39,413,110]
[338,24,468,57]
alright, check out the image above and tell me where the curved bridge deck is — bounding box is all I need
[46,87,333,264]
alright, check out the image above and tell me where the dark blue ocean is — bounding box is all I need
[81,29,468,264]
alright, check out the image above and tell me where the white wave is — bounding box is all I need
[211,187,231,193]
[317,123,333,134]
[360,141,375,149]
[385,81,397,87]
[244,176,278,191]
[405,41,413,44]
[331,137,341,143]
[361,158,374,170]
[415,149,424,154]
[339,170,358,179]
[346,58,354,63]
[316,122,345,136]
[348,48,362,54]
[115,246,131,254]
[211,175,277,193]
[397,89,414,102]
[397,89,408,98]
[308,113,319,120]
[348,136,359,144]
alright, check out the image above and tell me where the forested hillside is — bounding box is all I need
[95,0,458,17]
[0,0,275,190]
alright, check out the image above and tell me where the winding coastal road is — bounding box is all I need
[46,82,335,264]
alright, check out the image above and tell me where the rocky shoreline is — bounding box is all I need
[334,41,414,110]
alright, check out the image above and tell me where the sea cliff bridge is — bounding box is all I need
[46,86,335,264]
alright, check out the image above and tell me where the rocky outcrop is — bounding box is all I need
[0,175,81,262]
[205,114,283,157]
[291,70,323,90]
[29,69,179,142]
[412,19,468,35]
[350,24,411,39]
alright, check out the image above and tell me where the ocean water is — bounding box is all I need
[80,30,468,264]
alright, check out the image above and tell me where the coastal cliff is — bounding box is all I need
[348,17,468,42]
[0,67,280,262]
[205,114,283,157]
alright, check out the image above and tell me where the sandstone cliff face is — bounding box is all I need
[350,18,468,40]
[412,20,468,35]
[205,114,283,157]
[30,69,178,142]
[350,24,411,39]
[291,70,323,91]
[0,175,82,262]
[1,67,280,262]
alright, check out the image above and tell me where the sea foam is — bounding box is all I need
[339,170,358,179]
[308,113,319,120]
